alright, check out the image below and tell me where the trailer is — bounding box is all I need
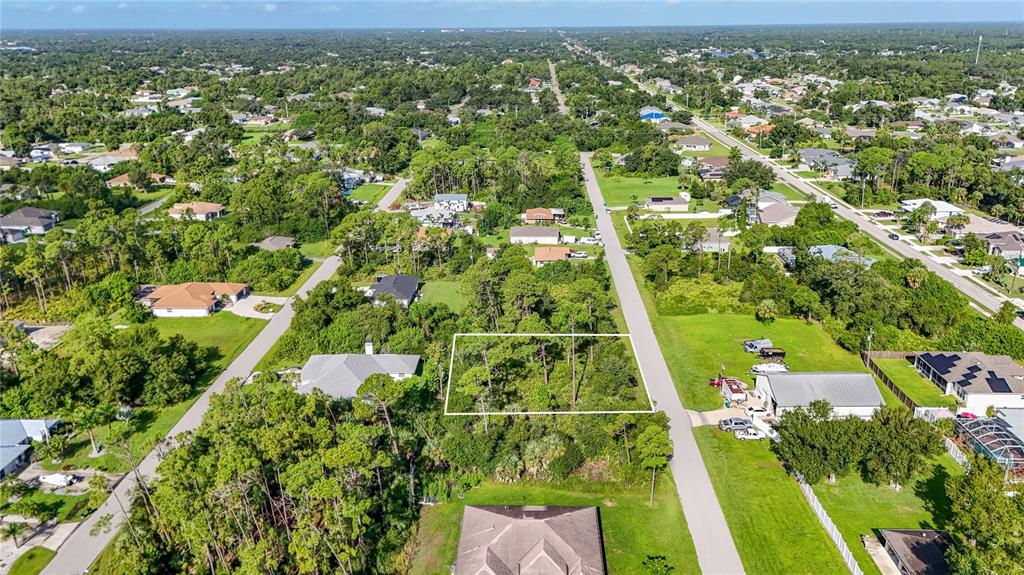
[743,338,773,353]
[758,347,786,360]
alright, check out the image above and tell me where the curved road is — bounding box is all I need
[582,153,745,574]
[42,256,342,575]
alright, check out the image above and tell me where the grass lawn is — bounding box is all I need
[152,313,267,371]
[418,280,468,312]
[133,187,173,204]
[873,358,959,409]
[595,170,682,207]
[0,492,92,523]
[694,427,848,574]
[688,198,721,213]
[346,183,390,204]
[796,170,822,178]
[8,547,56,575]
[406,479,699,575]
[813,455,962,575]
[772,182,807,201]
[298,239,334,259]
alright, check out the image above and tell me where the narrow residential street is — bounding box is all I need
[548,60,567,115]
[581,151,746,574]
[375,177,409,212]
[41,256,342,575]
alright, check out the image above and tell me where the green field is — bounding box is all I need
[873,358,959,409]
[595,170,682,207]
[152,313,266,370]
[0,492,92,523]
[418,280,468,312]
[796,170,822,178]
[813,455,962,575]
[406,479,699,575]
[694,427,848,574]
[347,183,391,204]
[298,239,334,259]
[772,182,807,201]
[8,547,56,575]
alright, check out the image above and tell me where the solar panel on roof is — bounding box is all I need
[986,371,1012,393]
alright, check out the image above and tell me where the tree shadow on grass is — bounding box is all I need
[913,463,953,529]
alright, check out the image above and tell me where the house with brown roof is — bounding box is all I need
[106,173,174,189]
[532,247,573,267]
[454,506,606,575]
[139,282,249,317]
[698,156,730,180]
[168,201,225,221]
[523,207,565,224]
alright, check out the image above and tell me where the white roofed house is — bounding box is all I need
[676,135,712,151]
[510,226,561,245]
[433,193,469,213]
[899,199,964,221]
[296,345,421,399]
[0,419,60,479]
[754,372,885,419]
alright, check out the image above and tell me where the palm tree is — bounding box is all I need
[945,212,970,238]
[1,522,28,549]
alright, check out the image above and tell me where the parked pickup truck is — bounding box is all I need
[734,428,767,441]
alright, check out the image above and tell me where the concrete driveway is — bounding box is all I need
[228,295,288,319]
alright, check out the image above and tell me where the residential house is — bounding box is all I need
[698,228,733,253]
[0,156,21,171]
[809,244,877,267]
[845,127,876,141]
[365,106,387,117]
[58,142,93,154]
[757,201,799,227]
[168,201,225,221]
[754,372,885,419]
[698,156,730,180]
[124,105,158,118]
[410,207,459,228]
[677,135,712,151]
[976,231,1024,260]
[366,274,420,307]
[914,352,1024,413]
[296,347,421,399]
[0,419,60,479]
[454,506,607,575]
[0,207,60,235]
[658,121,693,134]
[251,235,295,252]
[139,282,249,317]
[433,193,469,213]
[799,148,855,180]
[645,194,691,212]
[532,247,573,267]
[877,530,951,575]
[899,199,964,221]
[639,106,668,124]
[106,172,174,189]
[510,226,560,245]
[523,207,565,224]
[410,127,432,141]
[727,115,768,129]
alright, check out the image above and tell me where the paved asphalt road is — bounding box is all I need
[597,45,1024,331]
[548,60,567,115]
[581,152,745,574]
[42,256,342,575]
[138,194,170,215]
[376,177,409,212]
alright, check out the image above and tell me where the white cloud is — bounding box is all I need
[117,2,129,9]
[47,4,58,12]
[263,3,278,12]
[71,4,85,13]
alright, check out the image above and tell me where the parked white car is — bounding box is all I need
[734,428,767,441]
[39,473,78,488]
[745,406,769,418]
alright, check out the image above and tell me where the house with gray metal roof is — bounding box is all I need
[510,226,561,245]
[296,350,421,399]
[454,505,607,575]
[754,372,884,418]
[0,419,60,479]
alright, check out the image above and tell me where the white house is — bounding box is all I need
[677,136,712,151]
[433,193,469,212]
[914,352,1024,414]
[754,372,885,419]
[140,282,249,317]
[900,199,965,221]
[0,419,60,479]
[510,226,560,245]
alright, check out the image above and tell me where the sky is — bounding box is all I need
[2,1,1023,30]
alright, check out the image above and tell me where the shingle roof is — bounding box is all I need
[297,354,421,398]
[760,372,884,409]
[0,207,59,228]
[916,352,1024,394]
[455,506,606,575]
[369,274,419,303]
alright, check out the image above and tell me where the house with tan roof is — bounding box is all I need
[523,207,565,224]
[106,173,174,189]
[139,282,249,317]
[168,201,225,221]
[532,246,573,267]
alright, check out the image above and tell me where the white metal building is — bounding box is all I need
[755,372,884,419]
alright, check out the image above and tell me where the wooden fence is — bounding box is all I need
[861,351,917,410]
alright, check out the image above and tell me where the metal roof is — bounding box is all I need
[760,372,884,408]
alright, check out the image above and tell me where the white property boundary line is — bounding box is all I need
[444,332,656,415]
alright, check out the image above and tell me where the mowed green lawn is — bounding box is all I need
[418,280,468,312]
[8,547,56,575]
[0,492,92,523]
[772,182,807,201]
[298,239,334,259]
[873,358,959,409]
[346,183,391,204]
[694,427,848,574]
[674,133,731,157]
[406,479,700,575]
[152,313,267,370]
[595,170,682,207]
[813,455,962,575]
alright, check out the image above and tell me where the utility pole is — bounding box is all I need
[975,35,983,66]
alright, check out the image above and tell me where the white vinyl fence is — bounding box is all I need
[795,472,865,575]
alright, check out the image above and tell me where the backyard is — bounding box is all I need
[418,280,468,312]
[346,182,391,204]
[298,239,334,259]
[873,358,959,409]
[813,454,962,575]
[405,479,699,575]
[595,170,682,207]
[694,427,849,574]
[772,182,806,201]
